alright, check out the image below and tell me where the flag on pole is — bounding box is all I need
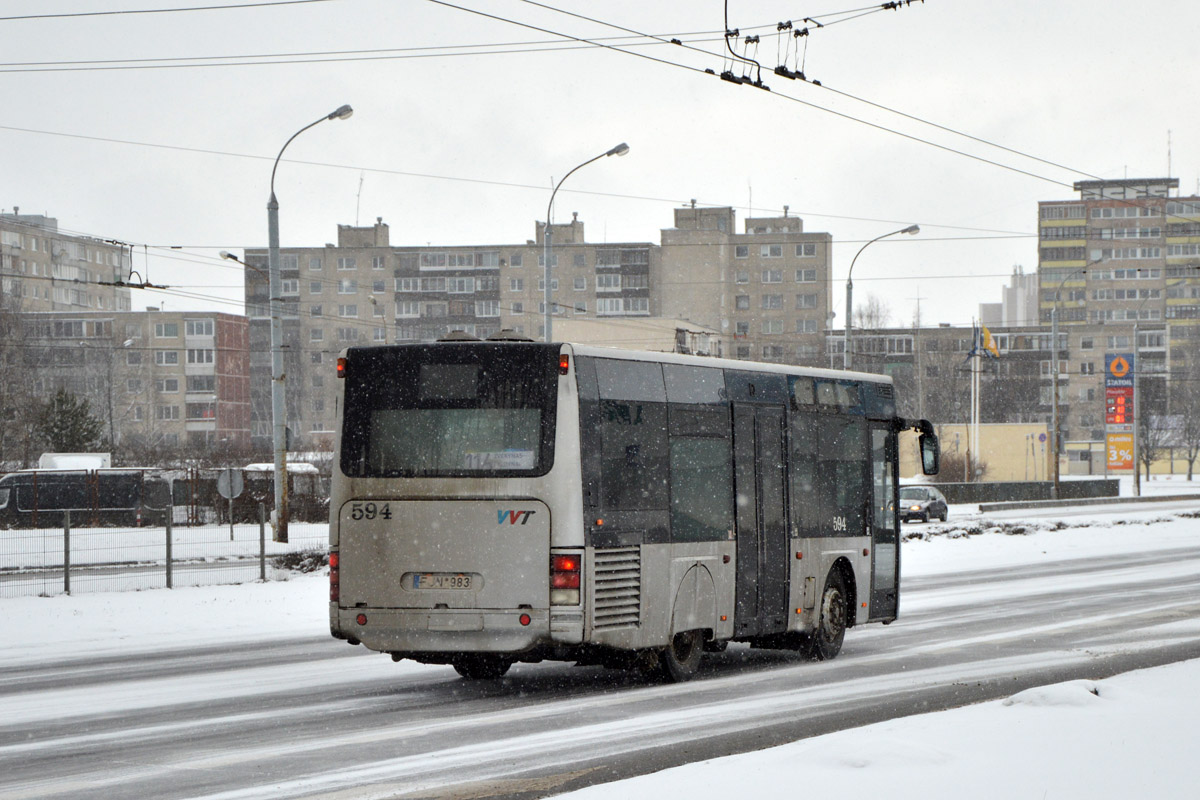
[981,325,1000,358]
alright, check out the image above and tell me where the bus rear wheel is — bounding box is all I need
[452,654,512,680]
[808,570,848,661]
[659,630,704,682]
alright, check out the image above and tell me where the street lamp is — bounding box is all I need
[263,104,353,542]
[843,224,919,369]
[543,142,629,342]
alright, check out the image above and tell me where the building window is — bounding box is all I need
[511,302,524,314]
[596,298,623,315]
[796,293,818,309]
[734,245,749,259]
[448,277,475,294]
[186,402,216,420]
[338,327,358,341]
[308,257,322,271]
[760,244,783,258]
[573,301,587,313]
[762,319,784,335]
[423,303,448,318]
[538,278,560,291]
[573,253,586,267]
[126,352,143,365]
[796,244,816,257]
[761,269,782,283]
[186,348,214,364]
[735,321,750,337]
[310,329,324,342]
[623,274,648,289]
[537,254,559,267]
[187,375,215,392]
[1080,362,1095,375]
[156,378,179,393]
[373,327,386,342]
[735,295,750,310]
[154,322,179,338]
[396,301,419,318]
[510,278,524,291]
[510,253,523,267]
[762,345,784,360]
[337,280,357,294]
[735,271,749,284]
[796,319,818,333]
[596,274,620,292]
[338,304,358,317]
[185,319,214,336]
[281,279,299,295]
[337,257,356,270]
[156,405,180,420]
[312,352,323,364]
[573,277,587,290]
[761,294,783,310]
[372,256,385,270]
[155,351,179,365]
[796,268,816,282]
[309,281,322,294]
[475,300,500,317]
[125,379,142,394]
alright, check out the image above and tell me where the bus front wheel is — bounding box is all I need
[659,630,704,682]
[808,570,848,661]
[452,654,512,680]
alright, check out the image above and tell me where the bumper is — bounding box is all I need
[333,606,579,655]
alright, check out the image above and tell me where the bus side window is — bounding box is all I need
[595,359,668,512]
[668,407,732,542]
[817,417,867,536]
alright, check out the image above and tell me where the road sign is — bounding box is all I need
[1106,432,1134,471]
[217,468,244,500]
[1038,432,1047,443]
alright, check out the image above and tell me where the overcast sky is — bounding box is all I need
[3,0,1197,329]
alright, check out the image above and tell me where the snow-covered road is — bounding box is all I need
[1,500,1198,799]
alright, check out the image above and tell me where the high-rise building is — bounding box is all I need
[660,205,833,366]
[16,310,250,452]
[0,210,133,314]
[241,205,835,450]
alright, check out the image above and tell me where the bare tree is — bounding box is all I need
[1172,350,1200,480]
[854,293,893,330]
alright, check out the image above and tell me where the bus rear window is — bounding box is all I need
[340,344,558,478]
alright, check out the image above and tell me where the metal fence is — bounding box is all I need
[0,506,329,599]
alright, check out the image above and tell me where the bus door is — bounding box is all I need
[868,423,899,620]
[733,405,789,637]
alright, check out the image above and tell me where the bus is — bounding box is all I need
[0,469,171,529]
[329,340,939,681]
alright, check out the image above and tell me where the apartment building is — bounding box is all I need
[0,209,133,314]
[243,217,660,449]
[660,205,833,365]
[17,310,250,451]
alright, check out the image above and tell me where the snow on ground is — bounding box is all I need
[558,659,1200,800]
[3,492,1199,798]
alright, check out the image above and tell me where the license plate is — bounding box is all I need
[413,573,474,590]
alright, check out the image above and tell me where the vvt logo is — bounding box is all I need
[497,509,537,525]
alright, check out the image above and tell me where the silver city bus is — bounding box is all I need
[329,339,939,681]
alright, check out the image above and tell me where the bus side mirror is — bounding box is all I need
[919,431,940,476]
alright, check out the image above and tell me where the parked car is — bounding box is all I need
[899,485,948,523]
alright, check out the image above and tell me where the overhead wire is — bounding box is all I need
[0,0,338,23]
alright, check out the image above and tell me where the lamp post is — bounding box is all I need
[843,225,918,369]
[262,104,353,542]
[543,143,629,342]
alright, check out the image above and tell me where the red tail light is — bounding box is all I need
[336,357,346,378]
[559,353,570,374]
[550,552,581,605]
[329,551,340,602]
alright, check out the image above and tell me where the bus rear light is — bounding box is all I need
[519,613,531,626]
[559,354,570,374]
[356,613,367,625]
[329,551,340,602]
[550,552,581,606]
[337,357,346,378]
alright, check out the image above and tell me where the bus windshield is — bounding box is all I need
[339,344,558,478]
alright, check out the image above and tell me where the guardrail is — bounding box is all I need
[0,506,329,599]
[980,494,1200,513]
